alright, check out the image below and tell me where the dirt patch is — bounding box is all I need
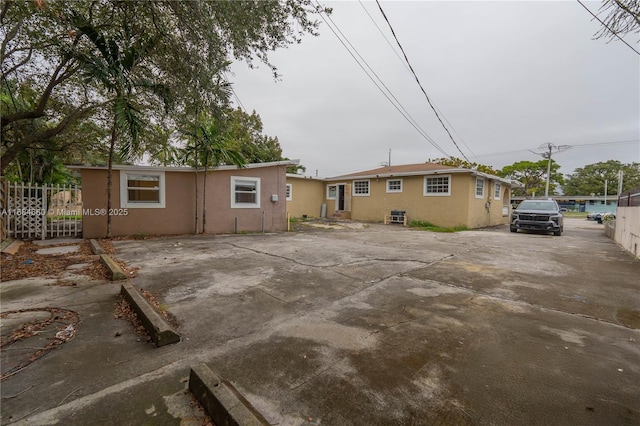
[1,241,109,282]
[616,308,640,329]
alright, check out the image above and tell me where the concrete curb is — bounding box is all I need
[189,364,270,426]
[120,282,180,347]
[89,239,106,255]
[90,239,126,281]
[100,254,127,281]
[1,240,23,255]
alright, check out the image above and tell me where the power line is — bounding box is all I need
[375,0,472,163]
[224,72,247,112]
[576,0,640,56]
[314,1,451,157]
[318,6,448,156]
[474,139,640,160]
[360,0,479,163]
[357,0,410,74]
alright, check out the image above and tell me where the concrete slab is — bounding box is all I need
[35,245,80,255]
[32,238,83,247]
[1,218,639,425]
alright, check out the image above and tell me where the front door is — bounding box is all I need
[337,184,345,210]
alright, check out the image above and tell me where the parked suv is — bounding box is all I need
[510,199,564,236]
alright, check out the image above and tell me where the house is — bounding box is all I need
[72,160,296,238]
[286,163,516,228]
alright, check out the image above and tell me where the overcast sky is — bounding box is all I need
[229,1,640,178]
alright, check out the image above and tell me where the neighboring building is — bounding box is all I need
[511,195,618,213]
[72,161,295,238]
[287,163,516,229]
[285,175,325,219]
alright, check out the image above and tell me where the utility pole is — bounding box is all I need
[530,143,572,198]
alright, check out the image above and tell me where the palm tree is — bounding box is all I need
[181,115,245,233]
[73,14,170,237]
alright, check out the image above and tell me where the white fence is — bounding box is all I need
[4,182,82,240]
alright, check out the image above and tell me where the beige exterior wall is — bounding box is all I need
[202,166,288,234]
[465,176,512,228]
[286,177,325,218]
[321,173,511,229]
[81,165,289,238]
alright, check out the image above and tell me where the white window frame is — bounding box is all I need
[120,170,165,208]
[326,184,337,200]
[424,175,451,196]
[353,180,370,196]
[494,182,501,200]
[386,179,403,193]
[231,176,261,209]
[286,183,292,201]
[475,177,485,199]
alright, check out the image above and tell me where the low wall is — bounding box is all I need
[613,206,640,259]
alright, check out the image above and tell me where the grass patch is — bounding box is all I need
[289,216,310,223]
[563,212,588,218]
[409,220,468,233]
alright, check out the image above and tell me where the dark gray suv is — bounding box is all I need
[510,199,564,236]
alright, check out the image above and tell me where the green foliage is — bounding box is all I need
[1,0,328,172]
[409,220,468,233]
[180,114,246,170]
[562,160,640,195]
[498,160,564,197]
[225,107,305,172]
[429,157,498,175]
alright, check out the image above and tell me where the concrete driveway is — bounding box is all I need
[1,218,639,425]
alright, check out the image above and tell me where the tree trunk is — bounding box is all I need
[202,163,208,234]
[106,122,116,238]
[194,167,199,234]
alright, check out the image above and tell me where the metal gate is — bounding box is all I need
[4,181,82,240]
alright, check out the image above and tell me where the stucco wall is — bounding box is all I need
[318,173,510,229]
[613,206,640,259]
[81,169,198,238]
[202,166,288,234]
[286,177,325,218]
[323,174,470,227]
[81,165,289,238]
[465,177,511,229]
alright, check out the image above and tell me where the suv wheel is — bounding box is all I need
[553,230,562,236]
[510,227,517,233]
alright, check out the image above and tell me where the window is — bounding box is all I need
[120,171,165,208]
[494,182,501,200]
[475,177,485,198]
[386,179,402,193]
[424,175,451,196]
[353,180,370,196]
[327,184,337,200]
[231,176,260,208]
[286,184,292,201]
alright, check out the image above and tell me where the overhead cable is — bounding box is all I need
[375,0,472,163]
[314,1,451,157]
[576,0,640,56]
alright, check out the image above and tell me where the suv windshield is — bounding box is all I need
[516,201,557,211]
